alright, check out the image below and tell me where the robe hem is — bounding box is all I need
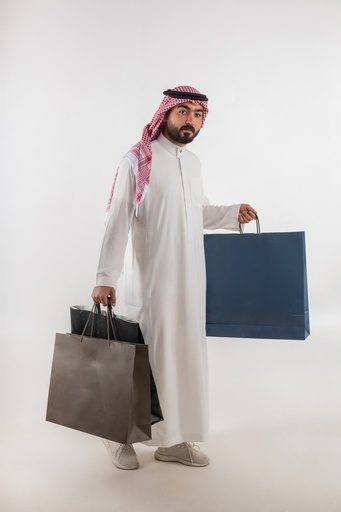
[141,431,209,448]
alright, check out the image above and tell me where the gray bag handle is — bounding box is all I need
[239,214,261,235]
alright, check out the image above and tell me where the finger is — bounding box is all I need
[242,205,257,218]
[247,207,258,218]
[103,294,116,307]
[92,294,105,306]
[109,290,117,307]
[244,210,256,221]
[239,212,251,223]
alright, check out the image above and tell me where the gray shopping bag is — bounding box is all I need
[46,332,152,443]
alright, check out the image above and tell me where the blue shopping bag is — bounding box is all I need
[204,223,310,340]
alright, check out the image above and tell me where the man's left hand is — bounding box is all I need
[238,204,258,224]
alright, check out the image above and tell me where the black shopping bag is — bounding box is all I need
[46,331,152,443]
[204,225,310,340]
[70,305,163,425]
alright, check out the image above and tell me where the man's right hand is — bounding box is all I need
[91,286,116,307]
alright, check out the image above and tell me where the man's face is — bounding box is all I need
[163,102,204,146]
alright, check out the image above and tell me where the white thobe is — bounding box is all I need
[96,133,240,447]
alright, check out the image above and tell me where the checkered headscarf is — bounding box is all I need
[106,85,209,214]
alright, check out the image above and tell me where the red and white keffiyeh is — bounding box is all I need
[106,85,209,215]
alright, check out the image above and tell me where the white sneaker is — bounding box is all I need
[102,439,139,470]
[155,442,210,467]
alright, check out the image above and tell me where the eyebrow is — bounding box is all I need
[176,104,204,113]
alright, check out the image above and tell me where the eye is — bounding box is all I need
[195,112,203,118]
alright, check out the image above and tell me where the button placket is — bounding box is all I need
[177,155,187,221]
[178,155,195,242]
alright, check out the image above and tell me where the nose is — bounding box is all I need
[185,114,193,125]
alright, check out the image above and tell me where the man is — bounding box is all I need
[92,85,257,470]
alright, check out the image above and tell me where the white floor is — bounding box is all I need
[2,312,341,512]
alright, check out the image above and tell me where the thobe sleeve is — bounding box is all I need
[96,158,136,289]
[202,195,240,231]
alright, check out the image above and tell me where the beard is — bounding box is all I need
[165,119,200,145]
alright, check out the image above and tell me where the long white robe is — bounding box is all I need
[96,133,240,447]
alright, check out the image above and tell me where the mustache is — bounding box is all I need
[180,125,195,133]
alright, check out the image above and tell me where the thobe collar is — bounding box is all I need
[157,133,187,159]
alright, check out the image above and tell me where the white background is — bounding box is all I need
[1,0,341,511]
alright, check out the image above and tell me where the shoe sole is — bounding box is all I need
[112,459,139,470]
[154,452,209,467]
